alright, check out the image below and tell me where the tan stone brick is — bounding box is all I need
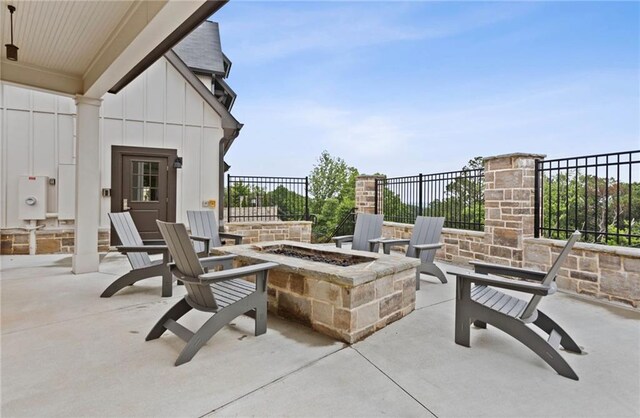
[13,234,29,244]
[277,292,311,326]
[570,270,598,282]
[13,245,29,255]
[579,256,598,272]
[599,254,621,270]
[355,302,379,329]
[379,292,402,318]
[374,275,394,299]
[289,273,305,295]
[342,282,374,308]
[484,190,504,201]
[490,246,512,259]
[36,239,61,254]
[307,279,342,304]
[494,170,523,189]
[493,228,519,248]
[488,158,513,170]
[268,270,289,289]
[622,257,640,273]
[311,300,333,325]
[577,281,598,295]
[334,308,355,331]
[600,269,639,300]
[1,240,12,254]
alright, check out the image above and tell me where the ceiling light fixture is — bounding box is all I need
[5,5,18,61]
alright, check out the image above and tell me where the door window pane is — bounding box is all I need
[131,161,160,202]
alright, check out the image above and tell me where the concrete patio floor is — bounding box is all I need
[1,252,639,417]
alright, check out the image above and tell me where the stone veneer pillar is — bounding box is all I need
[483,153,545,267]
[355,175,385,214]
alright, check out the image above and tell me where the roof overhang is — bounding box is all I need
[1,0,227,98]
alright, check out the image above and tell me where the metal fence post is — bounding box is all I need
[374,178,379,214]
[418,173,423,217]
[533,160,540,238]
[305,176,310,221]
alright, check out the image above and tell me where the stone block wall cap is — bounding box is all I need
[484,152,547,161]
[356,174,386,179]
[227,221,312,226]
[524,237,640,258]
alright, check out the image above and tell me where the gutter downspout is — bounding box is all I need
[218,125,242,228]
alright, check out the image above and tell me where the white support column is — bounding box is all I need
[72,95,102,274]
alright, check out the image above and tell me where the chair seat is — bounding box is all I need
[211,279,256,309]
[471,285,528,318]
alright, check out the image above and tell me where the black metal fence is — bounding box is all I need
[535,150,640,247]
[375,169,484,231]
[226,175,309,222]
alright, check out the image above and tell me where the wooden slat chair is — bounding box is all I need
[378,216,446,288]
[186,210,243,256]
[333,213,384,252]
[102,212,173,298]
[450,231,583,380]
[149,220,278,366]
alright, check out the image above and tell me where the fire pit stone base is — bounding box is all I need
[216,241,420,343]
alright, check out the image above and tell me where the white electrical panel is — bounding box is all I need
[18,176,48,220]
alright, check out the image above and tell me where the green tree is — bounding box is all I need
[308,151,359,241]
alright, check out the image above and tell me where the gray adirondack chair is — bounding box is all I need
[149,220,278,366]
[186,210,243,256]
[379,216,446,288]
[102,212,173,298]
[451,231,583,380]
[333,213,384,252]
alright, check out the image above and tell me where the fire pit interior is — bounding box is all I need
[262,244,375,267]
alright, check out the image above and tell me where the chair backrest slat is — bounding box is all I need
[407,216,445,263]
[352,214,384,251]
[187,210,222,253]
[520,231,581,321]
[157,220,217,309]
[108,212,151,269]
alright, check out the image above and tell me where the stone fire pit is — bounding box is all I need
[215,241,420,343]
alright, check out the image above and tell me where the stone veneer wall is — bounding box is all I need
[262,264,416,343]
[355,175,384,214]
[382,222,485,266]
[1,229,110,255]
[224,221,312,244]
[524,238,640,308]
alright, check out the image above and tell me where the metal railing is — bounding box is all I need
[535,150,640,247]
[226,175,310,222]
[375,169,484,231]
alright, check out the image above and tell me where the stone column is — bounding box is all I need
[355,175,384,214]
[72,95,102,274]
[483,153,545,267]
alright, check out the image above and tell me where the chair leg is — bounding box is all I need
[175,300,253,366]
[479,307,579,380]
[533,310,582,354]
[255,298,267,336]
[100,263,166,298]
[146,298,192,341]
[455,277,472,347]
[421,262,448,284]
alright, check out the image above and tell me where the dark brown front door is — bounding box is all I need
[112,146,177,242]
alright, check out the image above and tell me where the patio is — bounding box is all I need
[1,253,639,417]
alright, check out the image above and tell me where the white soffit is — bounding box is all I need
[0,0,214,98]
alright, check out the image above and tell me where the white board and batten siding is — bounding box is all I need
[0,57,224,230]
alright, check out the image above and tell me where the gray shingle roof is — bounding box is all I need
[173,21,225,76]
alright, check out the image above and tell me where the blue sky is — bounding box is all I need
[214,1,640,177]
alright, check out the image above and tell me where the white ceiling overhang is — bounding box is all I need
[0,0,226,98]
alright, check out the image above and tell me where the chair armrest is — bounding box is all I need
[142,239,165,245]
[367,237,385,252]
[198,262,279,283]
[189,235,210,243]
[220,232,243,245]
[470,261,547,282]
[376,238,409,255]
[332,235,354,248]
[414,243,443,258]
[116,245,167,255]
[449,271,551,296]
[200,254,236,270]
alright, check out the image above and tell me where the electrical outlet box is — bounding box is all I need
[18,176,48,220]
